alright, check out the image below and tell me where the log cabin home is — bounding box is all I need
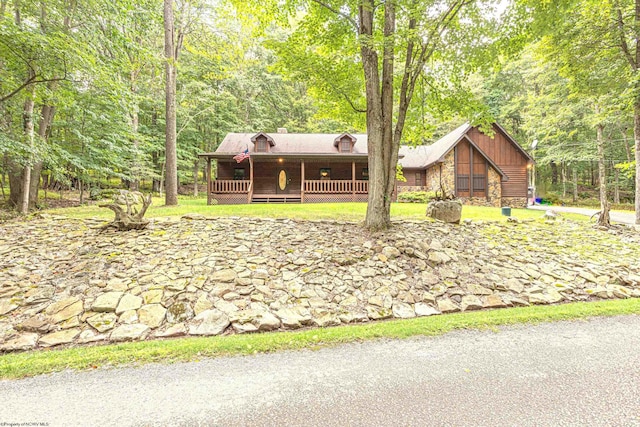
[200,123,533,207]
[398,123,534,208]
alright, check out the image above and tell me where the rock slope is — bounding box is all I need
[0,214,639,352]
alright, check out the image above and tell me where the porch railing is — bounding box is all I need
[305,180,368,194]
[210,180,250,193]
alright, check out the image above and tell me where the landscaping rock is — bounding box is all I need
[110,324,150,342]
[39,328,81,347]
[189,309,230,336]
[426,200,462,224]
[92,292,124,312]
[138,304,167,328]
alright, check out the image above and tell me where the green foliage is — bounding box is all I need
[397,191,437,204]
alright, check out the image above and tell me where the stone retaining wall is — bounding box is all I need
[0,215,638,352]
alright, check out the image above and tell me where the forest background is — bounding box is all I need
[0,0,637,222]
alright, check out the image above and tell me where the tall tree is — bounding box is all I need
[164,0,178,205]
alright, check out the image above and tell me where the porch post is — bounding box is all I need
[206,157,211,205]
[301,160,305,203]
[248,157,254,203]
[351,161,356,201]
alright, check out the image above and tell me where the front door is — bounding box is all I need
[277,169,289,194]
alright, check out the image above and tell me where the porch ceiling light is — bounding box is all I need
[278,158,284,163]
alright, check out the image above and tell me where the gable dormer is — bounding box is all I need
[333,132,357,153]
[250,132,276,153]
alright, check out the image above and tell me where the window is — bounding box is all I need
[340,139,351,153]
[473,175,486,192]
[233,168,245,180]
[362,168,369,180]
[457,175,469,191]
[320,168,331,180]
[256,138,268,152]
[415,172,422,186]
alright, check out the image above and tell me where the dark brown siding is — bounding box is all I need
[466,126,529,198]
[398,168,423,187]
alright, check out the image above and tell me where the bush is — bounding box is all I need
[397,191,436,203]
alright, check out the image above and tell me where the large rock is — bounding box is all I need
[0,299,19,316]
[92,292,124,312]
[110,324,150,342]
[275,307,313,329]
[426,200,462,224]
[86,313,118,332]
[0,333,39,351]
[414,303,441,317]
[115,294,143,314]
[138,304,167,328]
[166,302,194,323]
[231,309,281,333]
[189,309,230,336]
[392,302,416,319]
[45,297,84,323]
[38,328,81,347]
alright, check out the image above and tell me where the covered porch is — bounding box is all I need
[201,154,370,204]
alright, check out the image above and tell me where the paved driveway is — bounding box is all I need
[2,315,640,426]
[527,204,637,225]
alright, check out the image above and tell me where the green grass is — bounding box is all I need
[1,298,638,380]
[44,196,587,222]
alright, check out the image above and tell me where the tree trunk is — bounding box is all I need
[613,162,620,204]
[164,0,178,206]
[130,70,140,191]
[596,121,610,227]
[572,166,578,202]
[550,161,558,185]
[193,159,199,197]
[20,85,36,214]
[561,162,567,199]
[635,102,640,224]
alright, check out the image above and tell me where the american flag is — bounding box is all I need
[233,148,250,163]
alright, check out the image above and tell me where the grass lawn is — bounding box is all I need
[45,196,587,222]
[1,299,638,379]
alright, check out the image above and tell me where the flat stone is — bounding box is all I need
[138,304,167,328]
[366,305,392,320]
[392,302,415,318]
[157,323,187,337]
[466,283,493,295]
[110,324,150,342]
[231,309,281,332]
[429,251,451,264]
[482,294,508,308]
[194,295,214,315]
[142,289,163,304]
[0,333,39,351]
[414,303,440,317]
[86,313,118,333]
[77,329,107,344]
[0,299,19,316]
[461,295,483,311]
[528,290,563,304]
[92,292,124,312]
[361,268,377,278]
[275,307,313,329]
[166,302,193,323]
[189,309,230,336]
[38,328,81,347]
[382,246,401,259]
[437,298,459,313]
[45,297,84,323]
[311,309,341,327]
[119,310,138,324]
[338,310,369,324]
[211,269,237,283]
[115,294,143,314]
[16,316,54,333]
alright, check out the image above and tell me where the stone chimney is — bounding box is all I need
[277,128,288,134]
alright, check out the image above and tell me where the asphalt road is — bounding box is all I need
[2,315,640,427]
[527,204,637,225]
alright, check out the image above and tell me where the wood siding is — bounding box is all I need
[466,127,529,198]
[455,140,487,198]
[398,168,424,187]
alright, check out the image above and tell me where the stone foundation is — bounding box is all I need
[501,197,527,208]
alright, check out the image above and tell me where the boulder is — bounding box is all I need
[426,200,462,224]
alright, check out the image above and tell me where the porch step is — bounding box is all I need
[251,196,301,204]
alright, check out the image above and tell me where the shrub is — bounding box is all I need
[397,191,436,203]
